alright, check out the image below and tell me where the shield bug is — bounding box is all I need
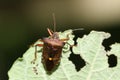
[31,13,84,72]
[31,13,69,71]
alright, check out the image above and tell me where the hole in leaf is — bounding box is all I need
[73,29,88,45]
[102,39,111,51]
[102,28,120,51]
[69,48,86,71]
[73,35,78,45]
[108,54,117,67]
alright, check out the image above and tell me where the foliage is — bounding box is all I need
[8,30,120,80]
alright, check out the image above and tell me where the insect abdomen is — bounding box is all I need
[42,41,63,71]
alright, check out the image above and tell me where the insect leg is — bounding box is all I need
[60,33,70,42]
[62,34,75,47]
[29,39,43,47]
[31,44,43,64]
[60,38,69,41]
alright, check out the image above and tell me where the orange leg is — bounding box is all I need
[60,38,69,42]
[60,38,75,47]
[60,34,70,42]
[31,44,43,64]
[36,44,43,47]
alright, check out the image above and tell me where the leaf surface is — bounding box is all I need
[8,30,120,80]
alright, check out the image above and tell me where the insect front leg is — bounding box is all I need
[61,34,75,53]
[31,44,43,64]
[60,33,71,42]
[60,34,75,47]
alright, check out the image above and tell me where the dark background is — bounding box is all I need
[0,1,120,80]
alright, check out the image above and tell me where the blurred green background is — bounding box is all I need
[0,0,120,80]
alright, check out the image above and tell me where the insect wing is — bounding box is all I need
[42,41,63,71]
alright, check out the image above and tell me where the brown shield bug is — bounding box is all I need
[31,13,84,72]
[31,13,69,71]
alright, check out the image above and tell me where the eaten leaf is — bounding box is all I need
[8,30,120,80]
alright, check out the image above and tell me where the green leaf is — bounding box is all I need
[73,31,120,80]
[8,30,120,80]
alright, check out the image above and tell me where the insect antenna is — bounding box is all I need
[52,13,56,32]
[47,28,53,36]
[72,28,84,32]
